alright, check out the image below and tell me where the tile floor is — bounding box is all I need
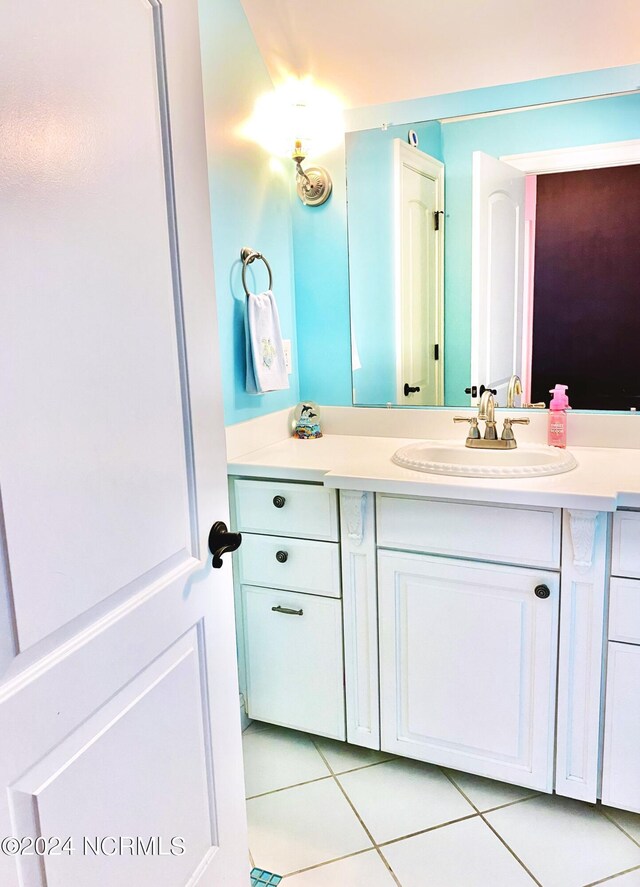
[243,721,640,887]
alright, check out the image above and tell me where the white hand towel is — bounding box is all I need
[245,290,289,394]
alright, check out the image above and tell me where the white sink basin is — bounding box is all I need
[392,440,577,478]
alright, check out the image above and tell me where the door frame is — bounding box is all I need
[393,139,445,405]
[500,138,640,174]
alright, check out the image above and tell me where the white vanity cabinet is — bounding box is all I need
[602,511,640,813]
[230,474,622,807]
[231,478,346,740]
[376,495,561,791]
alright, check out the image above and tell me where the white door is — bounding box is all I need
[378,551,559,791]
[471,151,526,405]
[0,2,247,885]
[394,140,444,406]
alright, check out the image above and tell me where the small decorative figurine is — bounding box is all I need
[292,402,322,439]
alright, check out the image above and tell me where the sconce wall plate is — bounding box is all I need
[296,165,333,206]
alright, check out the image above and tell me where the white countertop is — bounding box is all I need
[227,434,640,511]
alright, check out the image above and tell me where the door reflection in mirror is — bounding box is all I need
[347,92,640,409]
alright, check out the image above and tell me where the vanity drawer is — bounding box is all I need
[233,479,338,541]
[238,534,341,599]
[612,511,640,579]
[242,585,345,740]
[376,495,561,569]
[609,578,640,645]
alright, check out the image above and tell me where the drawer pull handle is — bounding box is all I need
[276,550,289,563]
[535,584,551,599]
[273,495,286,508]
[272,605,303,616]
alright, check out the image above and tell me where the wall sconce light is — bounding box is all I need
[242,77,342,208]
[291,139,332,206]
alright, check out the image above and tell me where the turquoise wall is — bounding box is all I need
[198,0,299,425]
[295,64,640,407]
[291,142,354,408]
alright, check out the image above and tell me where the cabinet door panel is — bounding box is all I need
[378,551,558,790]
[602,642,640,814]
[243,586,345,740]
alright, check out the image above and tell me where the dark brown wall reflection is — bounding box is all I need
[531,164,640,410]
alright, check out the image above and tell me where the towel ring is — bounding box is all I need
[241,247,273,297]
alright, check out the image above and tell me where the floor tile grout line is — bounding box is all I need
[245,735,395,801]
[599,808,640,850]
[323,757,396,777]
[312,741,405,887]
[246,760,541,810]
[320,750,495,862]
[439,767,484,814]
[441,767,544,815]
[312,740,379,848]
[280,847,375,879]
[247,738,387,879]
[583,862,640,886]
[314,746,553,875]
[374,845,404,887]
[308,735,396,774]
[479,812,544,887]
[313,743,486,879]
[376,812,480,848]
[441,767,543,887]
[246,773,333,801]
[479,792,543,815]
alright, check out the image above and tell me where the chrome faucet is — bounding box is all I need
[454,389,530,449]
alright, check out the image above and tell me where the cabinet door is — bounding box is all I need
[601,643,640,814]
[243,586,346,740]
[378,551,559,790]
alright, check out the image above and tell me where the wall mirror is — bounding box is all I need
[346,91,640,410]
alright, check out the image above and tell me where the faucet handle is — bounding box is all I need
[501,416,530,441]
[453,417,481,439]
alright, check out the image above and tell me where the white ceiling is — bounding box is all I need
[239,0,640,110]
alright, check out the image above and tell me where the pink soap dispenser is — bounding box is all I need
[548,384,570,447]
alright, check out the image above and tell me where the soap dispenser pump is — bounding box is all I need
[548,384,569,448]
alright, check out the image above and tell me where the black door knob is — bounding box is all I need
[404,383,421,396]
[535,584,551,599]
[276,550,289,563]
[208,520,242,569]
[273,495,286,508]
[479,385,498,396]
